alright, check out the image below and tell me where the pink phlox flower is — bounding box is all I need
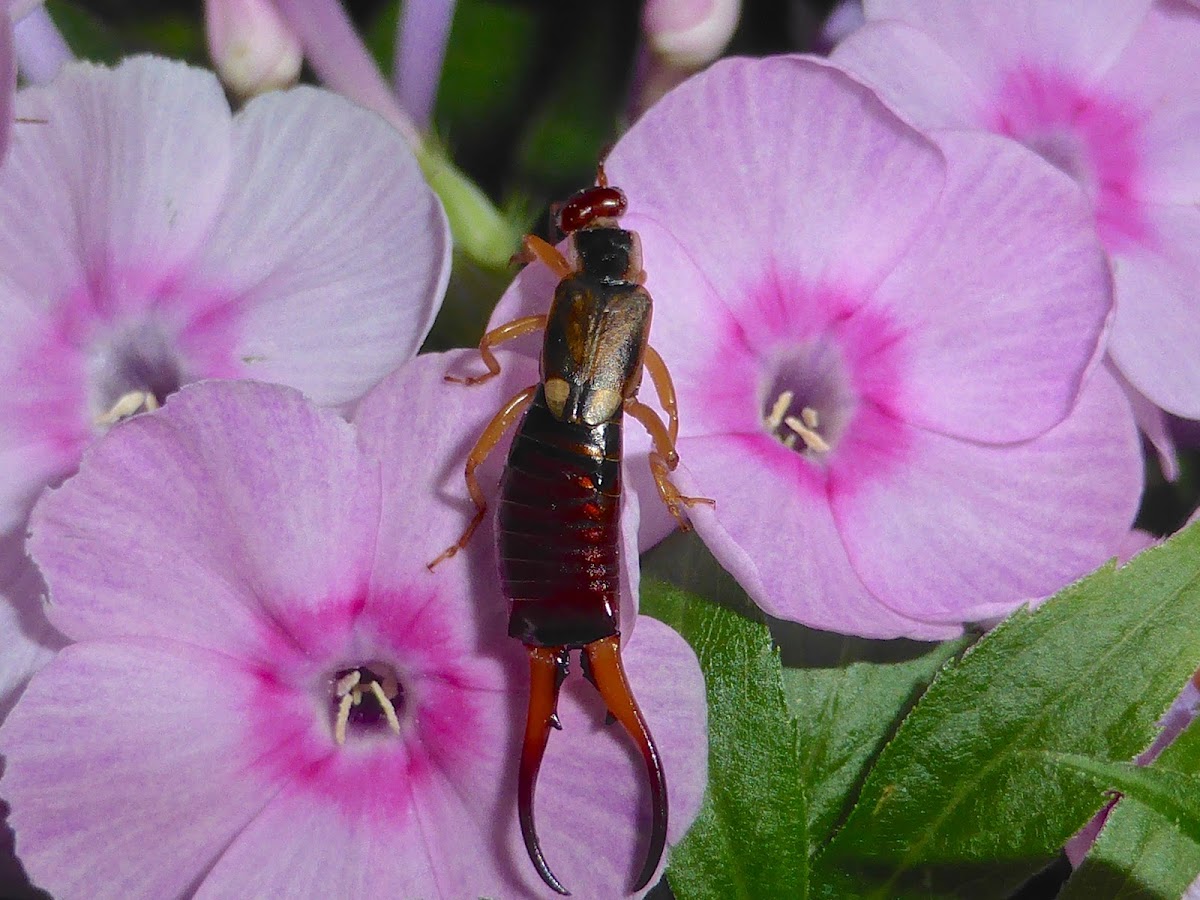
[0,53,449,749]
[833,0,1200,433]
[0,356,707,898]
[489,56,1143,638]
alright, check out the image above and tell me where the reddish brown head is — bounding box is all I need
[556,163,627,234]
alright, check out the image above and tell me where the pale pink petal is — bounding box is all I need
[607,56,946,303]
[1108,203,1200,419]
[1111,361,1179,481]
[0,640,280,899]
[0,57,232,305]
[185,86,449,406]
[832,367,1142,624]
[1101,1,1200,205]
[678,432,958,638]
[356,351,644,631]
[870,131,1110,443]
[831,20,986,127]
[0,531,65,721]
[863,0,1154,88]
[513,615,708,897]
[0,10,12,164]
[28,381,380,655]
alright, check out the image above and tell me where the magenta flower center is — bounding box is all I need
[329,660,406,745]
[761,338,857,456]
[987,65,1149,251]
[86,318,185,426]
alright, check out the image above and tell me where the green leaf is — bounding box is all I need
[1048,753,1200,845]
[1062,712,1200,899]
[812,522,1200,899]
[641,579,808,900]
[784,638,967,850]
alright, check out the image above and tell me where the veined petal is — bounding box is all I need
[607,55,946,303]
[1101,0,1200,205]
[831,366,1142,623]
[679,431,959,638]
[831,20,986,127]
[186,86,450,406]
[870,131,1110,442]
[863,0,1153,89]
[1108,202,1200,419]
[0,531,65,720]
[0,57,233,306]
[28,381,380,654]
[0,639,281,900]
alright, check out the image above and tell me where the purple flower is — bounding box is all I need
[0,357,707,898]
[832,0,1200,431]
[0,54,449,715]
[489,56,1143,638]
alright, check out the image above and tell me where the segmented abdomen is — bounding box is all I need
[499,390,622,648]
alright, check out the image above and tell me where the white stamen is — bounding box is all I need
[334,692,354,745]
[369,680,403,736]
[783,433,797,449]
[801,406,819,430]
[94,390,157,427]
[335,670,361,697]
[784,415,830,453]
[764,390,793,431]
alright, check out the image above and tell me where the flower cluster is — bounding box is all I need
[833,0,1200,466]
[1,0,1194,895]
[490,54,1142,637]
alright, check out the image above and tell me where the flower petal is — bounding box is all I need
[186,85,449,406]
[502,615,708,897]
[679,432,959,638]
[863,0,1154,89]
[0,639,279,899]
[0,57,233,305]
[28,381,380,654]
[1087,0,1200,206]
[0,531,65,721]
[1107,202,1200,419]
[607,55,946,303]
[831,366,1142,624]
[831,20,987,127]
[869,130,1110,442]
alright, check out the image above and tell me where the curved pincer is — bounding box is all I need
[518,645,571,895]
[582,635,668,893]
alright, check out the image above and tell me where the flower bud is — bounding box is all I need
[642,0,740,70]
[205,0,302,99]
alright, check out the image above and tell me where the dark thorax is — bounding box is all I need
[540,225,652,426]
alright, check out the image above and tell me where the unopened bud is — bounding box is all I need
[205,0,302,99]
[642,0,741,70]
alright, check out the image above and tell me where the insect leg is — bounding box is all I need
[518,645,572,896]
[625,398,714,531]
[582,636,668,893]
[447,315,548,386]
[427,384,538,569]
[513,234,573,279]
[642,345,679,445]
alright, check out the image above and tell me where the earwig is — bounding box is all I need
[430,163,711,895]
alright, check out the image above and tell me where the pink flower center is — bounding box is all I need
[699,280,912,494]
[244,589,491,824]
[987,65,1149,251]
[329,661,406,745]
